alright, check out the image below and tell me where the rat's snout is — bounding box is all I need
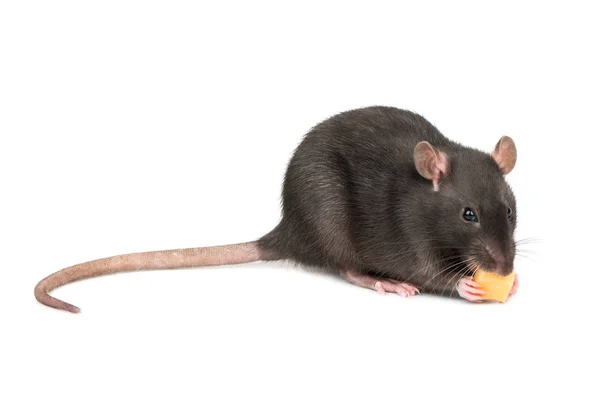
[485,246,514,276]
[494,261,514,277]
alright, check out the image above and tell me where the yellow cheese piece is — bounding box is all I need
[473,269,516,303]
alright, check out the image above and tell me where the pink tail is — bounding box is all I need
[34,241,275,313]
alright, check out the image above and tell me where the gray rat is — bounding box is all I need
[34,106,518,313]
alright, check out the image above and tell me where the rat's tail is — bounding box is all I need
[34,241,278,313]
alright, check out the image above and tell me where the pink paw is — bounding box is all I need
[508,273,519,298]
[373,279,420,297]
[457,277,485,302]
[342,270,420,297]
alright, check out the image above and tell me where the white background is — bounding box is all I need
[2,1,599,413]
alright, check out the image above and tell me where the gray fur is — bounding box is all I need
[259,106,517,295]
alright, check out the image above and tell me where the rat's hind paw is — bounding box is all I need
[457,277,485,302]
[341,270,419,297]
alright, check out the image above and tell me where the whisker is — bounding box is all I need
[443,257,478,296]
[515,253,536,262]
[442,263,472,296]
[515,248,538,255]
[514,238,542,246]
[421,257,474,293]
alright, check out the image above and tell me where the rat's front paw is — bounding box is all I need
[457,277,484,302]
[508,273,519,298]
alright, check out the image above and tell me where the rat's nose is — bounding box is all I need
[487,246,513,276]
[494,261,514,277]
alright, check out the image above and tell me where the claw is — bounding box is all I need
[396,288,408,297]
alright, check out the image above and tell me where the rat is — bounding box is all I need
[34,106,519,313]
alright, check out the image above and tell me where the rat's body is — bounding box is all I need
[35,106,519,312]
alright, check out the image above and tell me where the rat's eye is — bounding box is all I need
[463,208,479,223]
[507,207,513,218]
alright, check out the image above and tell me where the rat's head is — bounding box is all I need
[414,136,517,276]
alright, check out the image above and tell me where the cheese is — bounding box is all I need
[473,269,516,303]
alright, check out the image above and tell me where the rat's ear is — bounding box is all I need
[491,136,517,175]
[414,141,448,191]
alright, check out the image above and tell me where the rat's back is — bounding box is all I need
[258,106,449,271]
